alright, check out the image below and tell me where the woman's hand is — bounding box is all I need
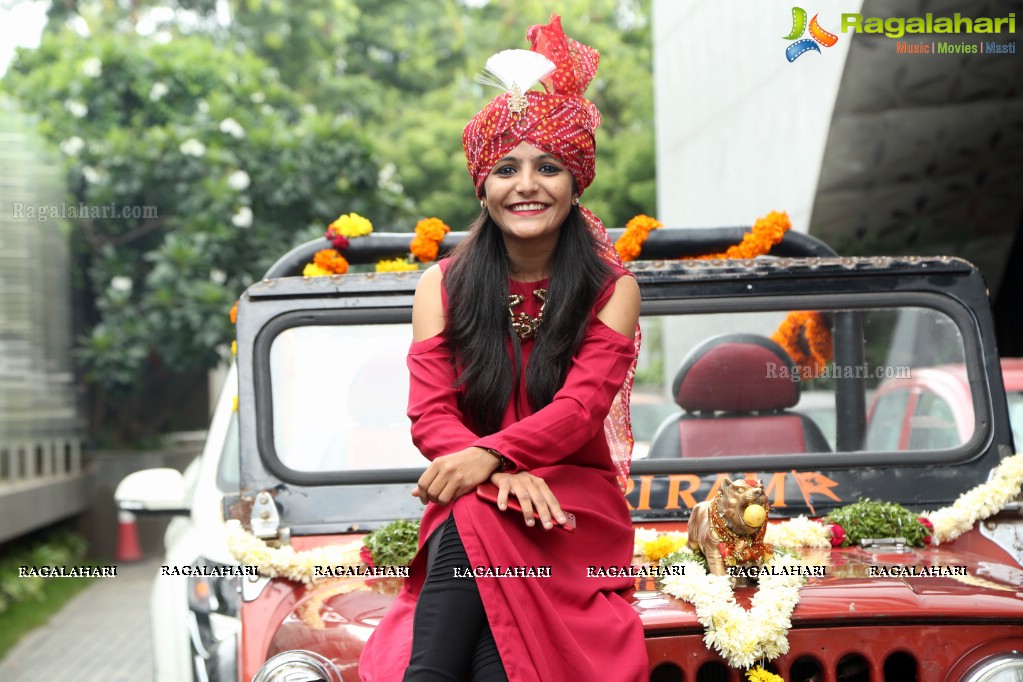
[489,471,569,531]
[412,446,500,505]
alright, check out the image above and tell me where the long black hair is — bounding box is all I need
[443,206,611,435]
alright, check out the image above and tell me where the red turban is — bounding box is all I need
[462,14,601,198]
[462,15,640,491]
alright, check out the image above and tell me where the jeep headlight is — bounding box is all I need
[961,653,1023,682]
[252,650,342,682]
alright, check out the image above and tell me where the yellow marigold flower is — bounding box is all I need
[376,258,419,272]
[232,395,238,413]
[642,534,686,563]
[745,665,783,682]
[231,340,237,356]
[330,212,374,238]
[303,262,333,277]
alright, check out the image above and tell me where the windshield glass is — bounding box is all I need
[1008,391,1023,450]
[267,305,972,473]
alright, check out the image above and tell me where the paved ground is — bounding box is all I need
[0,557,159,681]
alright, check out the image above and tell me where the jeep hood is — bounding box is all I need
[257,532,1023,674]
[639,538,1023,633]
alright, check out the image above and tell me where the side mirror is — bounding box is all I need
[115,468,189,515]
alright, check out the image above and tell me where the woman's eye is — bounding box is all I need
[494,166,516,176]
[539,163,562,174]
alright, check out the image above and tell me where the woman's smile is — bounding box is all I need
[483,140,575,244]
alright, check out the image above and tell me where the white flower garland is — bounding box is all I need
[225,520,365,585]
[660,551,806,670]
[763,516,830,549]
[924,452,1023,544]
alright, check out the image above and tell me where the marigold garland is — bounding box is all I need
[770,311,833,379]
[688,211,791,261]
[615,214,663,262]
[410,217,451,263]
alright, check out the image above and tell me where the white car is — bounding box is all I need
[116,364,241,682]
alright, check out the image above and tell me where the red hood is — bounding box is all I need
[638,530,1023,633]
[248,527,1023,677]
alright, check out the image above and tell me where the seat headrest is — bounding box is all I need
[672,334,800,412]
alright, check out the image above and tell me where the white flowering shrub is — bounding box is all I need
[2,32,402,444]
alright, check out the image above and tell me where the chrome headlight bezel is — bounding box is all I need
[961,653,1023,682]
[252,650,342,682]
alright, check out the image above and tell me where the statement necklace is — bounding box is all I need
[508,288,547,340]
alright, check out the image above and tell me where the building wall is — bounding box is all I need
[653,0,862,232]
[0,97,81,440]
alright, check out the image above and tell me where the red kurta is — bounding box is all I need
[359,261,648,681]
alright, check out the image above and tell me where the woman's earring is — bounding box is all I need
[480,199,486,210]
[572,196,580,206]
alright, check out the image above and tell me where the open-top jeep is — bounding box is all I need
[151,225,1023,681]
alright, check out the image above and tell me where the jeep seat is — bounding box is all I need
[647,333,831,458]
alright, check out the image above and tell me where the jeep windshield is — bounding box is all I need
[267,307,971,474]
[255,286,986,520]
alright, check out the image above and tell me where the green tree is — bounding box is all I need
[4,29,400,444]
[2,0,654,444]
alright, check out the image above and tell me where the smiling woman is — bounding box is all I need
[358,14,648,682]
[482,143,575,259]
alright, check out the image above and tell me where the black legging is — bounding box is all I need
[403,516,508,681]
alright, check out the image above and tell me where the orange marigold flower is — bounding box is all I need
[415,217,450,242]
[615,214,663,262]
[410,217,450,262]
[690,210,791,261]
[309,248,349,275]
[771,311,833,379]
[229,301,239,325]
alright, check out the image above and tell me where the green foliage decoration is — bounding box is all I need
[362,519,421,568]
[823,499,932,547]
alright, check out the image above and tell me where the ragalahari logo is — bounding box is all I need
[784,7,839,62]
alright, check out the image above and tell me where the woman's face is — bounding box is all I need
[482,141,575,245]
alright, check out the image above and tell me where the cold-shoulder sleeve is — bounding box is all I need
[406,334,480,460]
[473,275,637,470]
